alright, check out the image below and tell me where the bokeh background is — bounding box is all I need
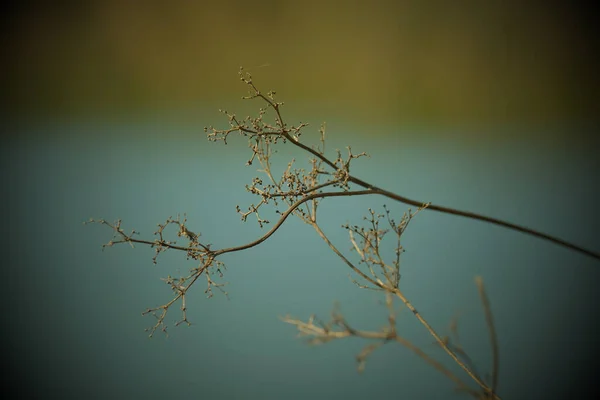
[3,1,599,399]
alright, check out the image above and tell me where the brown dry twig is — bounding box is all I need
[85,214,228,337]
[87,67,598,397]
[281,288,494,399]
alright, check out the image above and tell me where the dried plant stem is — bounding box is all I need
[476,276,499,397]
[392,335,481,397]
[284,134,599,261]
[220,80,599,261]
[311,222,500,399]
[280,311,481,397]
[213,190,376,255]
[89,68,599,399]
[392,287,499,399]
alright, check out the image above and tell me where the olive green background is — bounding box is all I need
[4,1,598,129]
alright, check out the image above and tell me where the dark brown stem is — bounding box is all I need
[279,131,599,261]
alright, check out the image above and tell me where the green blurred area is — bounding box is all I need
[3,1,597,127]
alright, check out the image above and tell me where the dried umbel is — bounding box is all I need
[177,224,198,243]
[88,67,599,400]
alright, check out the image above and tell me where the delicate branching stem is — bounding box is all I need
[310,222,499,399]
[281,293,483,398]
[209,68,599,261]
[476,276,499,398]
[393,287,499,399]
[213,190,377,255]
[89,68,598,399]
[281,129,598,261]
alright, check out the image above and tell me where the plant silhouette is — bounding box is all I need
[87,67,599,399]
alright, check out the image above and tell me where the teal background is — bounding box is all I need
[3,116,599,399]
[3,1,599,399]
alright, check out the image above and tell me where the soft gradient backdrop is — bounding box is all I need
[3,1,599,399]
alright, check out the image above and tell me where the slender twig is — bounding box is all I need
[218,71,599,261]
[310,222,499,399]
[89,69,597,399]
[281,295,483,398]
[476,276,499,398]
[280,133,599,261]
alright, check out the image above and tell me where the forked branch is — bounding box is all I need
[88,67,597,398]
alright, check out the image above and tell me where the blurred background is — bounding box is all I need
[2,1,598,399]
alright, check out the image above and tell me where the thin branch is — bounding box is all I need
[89,68,597,399]
[212,190,377,256]
[277,131,599,260]
[281,302,481,398]
[476,276,499,398]
[310,221,499,399]
[208,71,599,260]
[391,287,499,399]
